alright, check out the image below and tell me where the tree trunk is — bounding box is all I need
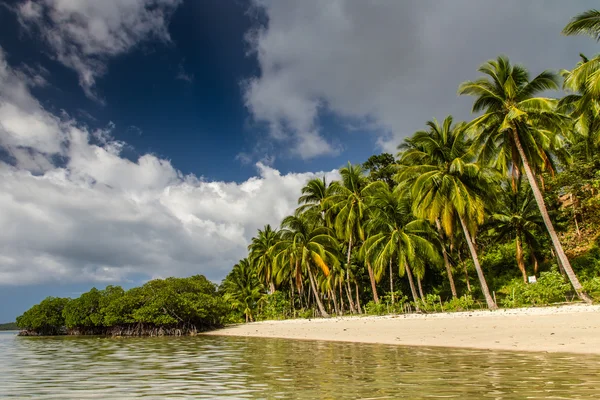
[346,238,356,312]
[458,215,497,310]
[405,263,421,311]
[331,287,340,316]
[366,259,380,303]
[512,129,592,304]
[436,219,457,299]
[307,267,329,317]
[532,252,539,276]
[354,281,362,314]
[389,259,395,305]
[458,249,471,292]
[417,276,425,300]
[515,233,528,283]
[269,279,276,294]
[339,280,345,314]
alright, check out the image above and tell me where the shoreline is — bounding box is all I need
[205,304,600,354]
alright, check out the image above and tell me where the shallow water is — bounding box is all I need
[1,330,600,399]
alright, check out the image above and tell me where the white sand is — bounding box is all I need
[205,304,600,354]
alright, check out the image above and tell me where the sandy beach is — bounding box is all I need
[206,304,600,354]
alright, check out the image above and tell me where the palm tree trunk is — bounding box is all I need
[417,277,425,300]
[458,215,497,310]
[405,263,421,311]
[339,280,345,314]
[269,279,276,294]
[515,234,528,283]
[307,266,329,317]
[512,129,592,304]
[330,287,340,315]
[389,259,394,305]
[366,259,380,303]
[436,219,457,298]
[354,281,362,314]
[346,238,356,312]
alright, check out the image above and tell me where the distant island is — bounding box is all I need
[0,322,18,331]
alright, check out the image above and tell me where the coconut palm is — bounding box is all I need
[271,215,339,317]
[563,9,600,41]
[487,179,545,283]
[458,56,592,303]
[248,225,280,293]
[397,117,499,309]
[363,182,441,311]
[326,163,370,313]
[560,54,600,161]
[222,258,264,323]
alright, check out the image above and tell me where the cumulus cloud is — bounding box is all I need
[15,0,182,100]
[245,0,598,156]
[0,47,337,286]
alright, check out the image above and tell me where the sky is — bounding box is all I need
[0,0,598,322]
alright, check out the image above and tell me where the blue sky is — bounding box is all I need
[0,0,597,322]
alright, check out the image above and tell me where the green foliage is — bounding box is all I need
[583,277,600,301]
[443,294,476,312]
[364,292,408,315]
[256,291,291,321]
[0,322,18,331]
[499,271,571,308]
[16,297,70,335]
[17,276,226,335]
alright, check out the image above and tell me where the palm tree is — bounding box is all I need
[560,54,600,161]
[363,182,441,310]
[326,163,370,313]
[563,9,600,41]
[248,225,280,294]
[458,56,592,303]
[222,258,264,322]
[397,117,499,309]
[271,215,339,317]
[398,117,464,299]
[487,179,545,283]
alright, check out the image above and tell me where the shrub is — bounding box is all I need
[499,270,571,307]
[256,291,291,320]
[443,294,476,312]
[583,277,600,301]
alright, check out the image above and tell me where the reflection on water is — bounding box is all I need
[1,330,600,399]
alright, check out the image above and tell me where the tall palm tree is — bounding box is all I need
[363,183,441,310]
[458,56,592,303]
[397,117,499,309]
[487,179,545,283]
[326,163,370,313]
[222,258,264,322]
[248,225,280,294]
[399,116,463,299]
[271,215,339,317]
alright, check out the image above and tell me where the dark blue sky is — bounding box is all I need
[0,0,379,183]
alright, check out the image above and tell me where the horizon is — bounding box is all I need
[0,0,598,322]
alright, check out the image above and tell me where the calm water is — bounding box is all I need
[1,331,600,399]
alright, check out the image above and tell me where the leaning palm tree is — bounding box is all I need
[458,56,592,303]
[487,179,546,283]
[271,215,339,317]
[397,118,499,309]
[326,163,370,313]
[248,225,280,293]
[363,182,441,311]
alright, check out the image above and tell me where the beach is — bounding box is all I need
[206,304,600,354]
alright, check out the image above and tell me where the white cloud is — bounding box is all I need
[245,0,599,156]
[0,47,338,286]
[16,0,182,100]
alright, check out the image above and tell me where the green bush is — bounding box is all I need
[420,293,442,312]
[256,291,291,320]
[583,277,600,301]
[443,294,476,312]
[16,297,70,335]
[499,270,571,308]
[364,292,408,315]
